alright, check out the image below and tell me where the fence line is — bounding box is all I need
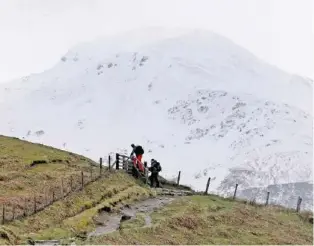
[202,177,305,213]
[177,171,181,186]
[116,157,308,213]
[0,155,114,225]
[2,153,306,225]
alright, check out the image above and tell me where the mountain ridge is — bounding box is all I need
[0,28,312,210]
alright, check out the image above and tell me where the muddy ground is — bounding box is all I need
[32,188,191,245]
[88,196,175,238]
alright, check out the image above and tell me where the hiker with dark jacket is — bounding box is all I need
[130,144,145,172]
[149,159,162,188]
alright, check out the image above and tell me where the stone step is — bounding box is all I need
[153,188,194,196]
[32,240,60,245]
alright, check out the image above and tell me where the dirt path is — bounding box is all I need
[32,188,191,245]
[88,196,175,238]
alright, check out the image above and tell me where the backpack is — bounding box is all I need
[155,162,162,172]
[136,145,144,155]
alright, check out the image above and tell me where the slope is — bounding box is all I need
[0,135,97,203]
[0,135,312,245]
[0,135,151,245]
[85,195,314,245]
[0,28,312,210]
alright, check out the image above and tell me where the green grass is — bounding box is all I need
[87,195,313,245]
[1,135,312,245]
[0,135,153,245]
[119,213,146,230]
[0,135,93,168]
[0,135,99,216]
[0,172,152,244]
[158,176,192,191]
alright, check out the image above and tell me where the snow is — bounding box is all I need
[0,28,312,210]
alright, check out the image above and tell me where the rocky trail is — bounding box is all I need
[32,188,191,245]
[88,188,192,238]
[88,196,175,238]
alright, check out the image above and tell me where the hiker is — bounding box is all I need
[130,144,145,172]
[149,159,162,188]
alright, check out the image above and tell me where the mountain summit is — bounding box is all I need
[0,28,312,209]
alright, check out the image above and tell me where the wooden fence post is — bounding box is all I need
[233,184,238,200]
[70,176,73,191]
[122,156,125,170]
[108,155,111,171]
[204,177,211,195]
[46,192,49,206]
[61,178,64,198]
[145,167,149,185]
[2,205,5,224]
[52,191,55,203]
[116,153,120,170]
[296,196,302,212]
[99,157,103,176]
[12,205,15,220]
[90,167,93,181]
[43,189,46,207]
[265,191,270,206]
[177,171,181,186]
[34,196,37,213]
[81,171,84,190]
[24,198,27,216]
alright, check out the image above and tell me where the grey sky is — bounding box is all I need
[0,0,313,83]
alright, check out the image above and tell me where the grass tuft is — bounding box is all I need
[87,195,313,245]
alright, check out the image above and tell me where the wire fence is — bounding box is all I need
[1,154,309,225]
[201,176,307,213]
[0,157,110,225]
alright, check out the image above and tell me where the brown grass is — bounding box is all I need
[0,171,151,245]
[0,135,101,221]
[87,195,313,245]
[1,135,312,245]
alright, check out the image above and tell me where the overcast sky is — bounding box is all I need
[0,0,313,83]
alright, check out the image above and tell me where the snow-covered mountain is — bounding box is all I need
[0,28,312,210]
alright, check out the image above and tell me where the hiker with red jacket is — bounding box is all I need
[130,144,145,172]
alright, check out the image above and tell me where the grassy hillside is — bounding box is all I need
[0,172,151,245]
[87,195,313,245]
[0,135,312,245]
[0,135,151,245]
[0,135,98,210]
